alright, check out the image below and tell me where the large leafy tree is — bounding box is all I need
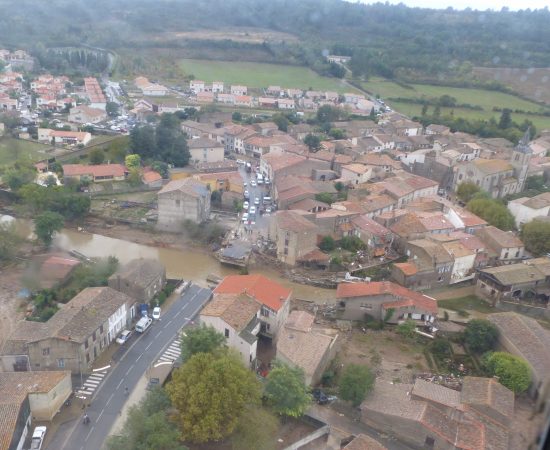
[230,406,278,450]
[107,388,186,450]
[0,222,23,265]
[264,362,310,417]
[167,351,261,443]
[180,325,226,362]
[467,197,515,231]
[484,352,531,394]
[521,219,550,257]
[34,211,64,246]
[339,364,375,407]
[463,319,499,354]
[456,182,481,203]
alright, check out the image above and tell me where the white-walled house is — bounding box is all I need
[199,293,261,367]
[508,192,550,227]
[190,80,205,94]
[214,275,291,339]
[212,81,224,93]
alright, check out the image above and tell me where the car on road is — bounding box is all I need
[135,316,153,333]
[242,212,249,222]
[244,190,249,199]
[265,207,272,214]
[30,426,47,450]
[254,197,260,205]
[250,180,257,187]
[249,206,256,214]
[152,307,161,320]
[243,201,249,209]
[116,329,132,344]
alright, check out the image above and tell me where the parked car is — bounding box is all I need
[30,426,47,450]
[244,190,250,199]
[312,388,329,405]
[250,180,257,187]
[135,316,153,333]
[265,207,272,214]
[242,212,249,222]
[116,329,132,344]
[243,201,249,209]
[254,197,260,205]
[249,206,256,214]
[152,307,161,320]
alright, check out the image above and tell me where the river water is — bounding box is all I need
[14,218,335,302]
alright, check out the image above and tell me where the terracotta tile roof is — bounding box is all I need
[412,378,461,408]
[214,275,291,312]
[343,434,387,450]
[284,310,314,332]
[142,170,162,183]
[351,215,392,237]
[473,158,514,174]
[262,152,306,172]
[476,226,523,249]
[288,198,330,211]
[343,163,371,175]
[158,177,209,197]
[362,381,427,420]
[393,262,418,276]
[296,248,330,263]
[275,210,317,232]
[336,281,438,314]
[461,377,514,423]
[63,163,125,178]
[200,293,260,332]
[488,312,550,382]
[109,259,165,291]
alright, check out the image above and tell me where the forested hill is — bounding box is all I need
[1,0,550,77]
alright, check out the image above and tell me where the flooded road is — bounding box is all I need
[19,220,335,302]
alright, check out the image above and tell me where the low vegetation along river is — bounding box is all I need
[16,219,335,302]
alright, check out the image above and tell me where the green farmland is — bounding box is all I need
[0,137,51,166]
[180,59,353,92]
[362,77,550,130]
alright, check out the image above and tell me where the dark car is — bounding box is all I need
[312,388,329,405]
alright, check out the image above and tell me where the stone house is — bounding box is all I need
[214,275,291,339]
[0,287,136,375]
[275,311,338,386]
[335,281,438,324]
[351,214,394,257]
[268,210,319,266]
[187,137,225,164]
[0,371,72,450]
[508,192,550,227]
[68,105,107,124]
[108,258,166,303]
[488,312,550,403]
[199,293,261,368]
[157,178,211,231]
[62,163,125,183]
[475,226,524,265]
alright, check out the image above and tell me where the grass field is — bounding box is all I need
[361,77,550,130]
[438,295,495,315]
[0,137,51,166]
[180,58,353,91]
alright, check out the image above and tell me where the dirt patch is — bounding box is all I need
[0,266,26,347]
[473,67,550,105]
[152,28,299,44]
[338,329,429,385]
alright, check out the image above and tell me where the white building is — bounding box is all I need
[190,80,205,94]
[199,293,261,367]
[231,85,247,96]
[212,81,224,93]
[508,192,550,227]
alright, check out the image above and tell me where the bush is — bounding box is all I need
[396,319,417,339]
[319,236,336,252]
[339,364,375,406]
[340,236,366,252]
[463,319,499,354]
[429,338,452,360]
[483,352,531,393]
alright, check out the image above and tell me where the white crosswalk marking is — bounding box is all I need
[156,336,183,365]
[77,370,108,398]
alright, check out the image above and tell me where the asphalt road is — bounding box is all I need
[49,284,212,450]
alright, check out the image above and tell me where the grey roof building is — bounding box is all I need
[108,258,166,303]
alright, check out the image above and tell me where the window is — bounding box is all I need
[224,328,230,338]
[57,358,65,368]
[515,250,520,258]
[261,306,270,317]
[85,340,89,349]
[176,199,181,207]
[92,331,97,342]
[86,354,90,363]
[284,248,288,255]
[42,348,50,356]
[504,252,509,259]
[100,325,104,334]
[425,436,435,448]
[360,303,373,310]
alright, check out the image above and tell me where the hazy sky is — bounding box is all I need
[355,0,550,10]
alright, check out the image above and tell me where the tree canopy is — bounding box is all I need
[18,184,90,220]
[467,197,515,231]
[338,364,375,407]
[167,351,261,443]
[180,325,226,362]
[456,182,481,204]
[463,319,499,354]
[230,406,278,450]
[483,352,531,394]
[34,211,64,246]
[521,219,550,257]
[0,222,23,265]
[264,362,311,417]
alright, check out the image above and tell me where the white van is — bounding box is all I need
[256,173,263,184]
[135,316,153,333]
[263,196,272,204]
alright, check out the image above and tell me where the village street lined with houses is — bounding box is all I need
[1,4,550,450]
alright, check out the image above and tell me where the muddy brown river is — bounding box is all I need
[15,218,335,302]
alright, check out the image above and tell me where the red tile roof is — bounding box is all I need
[214,275,291,312]
[336,281,437,313]
[393,262,418,276]
[62,163,125,178]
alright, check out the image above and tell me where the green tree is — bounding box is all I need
[0,222,23,265]
[230,406,278,450]
[106,101,119,117]
[4,162,36,191]
[89,148,105,165]
[329,128,345,139]
[167,351,261,443]
[484,352,531,394]
[106,388,187,450]
[304,133,321,151]
[429,338,452,360]
[127,168,142,186]
[525,175,546,192]
[315,192,333,204]
[316,105,342,123]
[467,197,515,230]
[151,161,169,178]
[421,104,429,116]
[498,108,512,129]
[264,362,311,417]
[232,112,242,122]
[272,113,290,132]
[456,181,481,203]
[463,319,499,354]
[339,364,375,407]
[396,319,417,339]
[521,219,550,256]
[125,154,141,168]
[319,236,336,252]
[180,325,226,362]
[34,211,64,246]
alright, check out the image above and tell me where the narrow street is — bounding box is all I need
[46,284,212,450]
